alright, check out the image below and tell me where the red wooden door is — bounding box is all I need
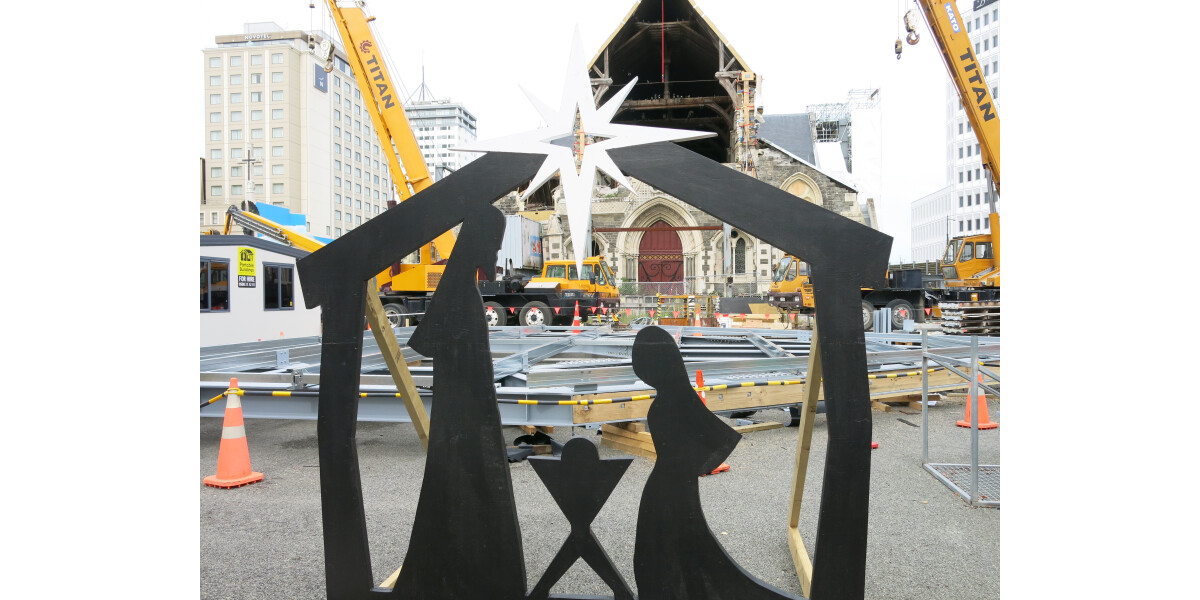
[638,220,683,294]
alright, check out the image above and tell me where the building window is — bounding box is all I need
[250,73,262,84]
[209,112,222,123]
[983,64,989,76]
[251,110,263,121]
[993,86,998,99]
[272,53,283,64]
[230,166,242,177]
[335,211,342,221]
[230,74,242,85]
[984,39,989,51]
[976,168,981,180]
[959,171,964,183]
[272,109,283,120]
[993,9,998,20]
[975,193,981,205]
[210,185,223,197]
[272,127,283,138]
[229,56,242,67]
[335,177,342,187]
[209,94,221,105]
[230,111,242,122]
[251,129,263,139]
[734,237,747,274]
[958,147,963,159]
[334,194,342,204]
[209,75,220,86]
[959,221,963,232]
[975,42,980,54]
[209,57,220,68]
[271,90,283,101]
[200,259,230,312]
[231,147,243,159]
[993,35,998,47]
[958,196,963,208]
[335,228,342,237]
[263,264,294,310]
[254,184,263,195]
[967,221,972,231]
[355,215,362,225]
[326,226,331,235]
[984,13,989,25]
[231,184,243,195]
[209,130,221,141]
[355,184,362,194]
[272,164,284,175]
[230,129,242,140]
[355,200,362,209]
[271,145,283,157]
[958,122,964,135]
[271,72,283,83]
[210,148,222,160]
[251,54,263,66]
[251,91,262,102]
[210,167,222,178]
[993,61,998,73]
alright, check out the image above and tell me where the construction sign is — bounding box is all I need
[237,247,256,288]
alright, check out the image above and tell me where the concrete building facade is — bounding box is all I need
[405,99,479,182]
[200,23,396,240]
[911,186,953,262]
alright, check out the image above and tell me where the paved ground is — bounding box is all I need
[200,398,1000,599]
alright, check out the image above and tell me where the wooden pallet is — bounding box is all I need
[600,422,657,460]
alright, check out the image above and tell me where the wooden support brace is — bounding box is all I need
[787,324,822,598]
[365,278,431,451]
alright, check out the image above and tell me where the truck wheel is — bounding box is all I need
[382,303,409,328]
[861,300,875,331]
[885,299,916,330]
[519,301,552,327]
[484,301,509,327]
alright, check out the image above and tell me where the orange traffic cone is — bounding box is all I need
[956,373,998,429]
[572,301,582,333]
[204,378,264,488]
[696,369,730,475]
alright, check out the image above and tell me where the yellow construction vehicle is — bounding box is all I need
[905,0,1000,302]
[768,255,936,331]
[481,256,621,327]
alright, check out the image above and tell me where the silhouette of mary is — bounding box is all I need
[632,326,801,599]
[392,205,526,600]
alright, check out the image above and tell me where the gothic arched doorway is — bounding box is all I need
[638,220,683,295]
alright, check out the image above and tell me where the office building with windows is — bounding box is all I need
[200,22,395,240]
[910,0,1001,262]
[404,99,478,182]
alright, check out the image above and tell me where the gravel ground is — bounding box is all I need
[200,398,1000,599]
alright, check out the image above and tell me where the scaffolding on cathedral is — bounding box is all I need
[806,88,880,170]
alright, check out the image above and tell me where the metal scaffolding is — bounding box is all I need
[200,325,1000,428]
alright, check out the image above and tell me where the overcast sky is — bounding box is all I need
[191,0,952,262]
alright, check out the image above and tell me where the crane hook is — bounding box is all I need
[895,38,903,60]
[904,9,920,45]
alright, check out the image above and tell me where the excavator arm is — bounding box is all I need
[222,204,326,253]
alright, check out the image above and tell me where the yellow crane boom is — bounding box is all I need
[320,0,457,267]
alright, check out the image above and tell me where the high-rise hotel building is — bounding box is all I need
[200,22,395,239]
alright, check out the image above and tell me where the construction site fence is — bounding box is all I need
[618,276,765,298]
